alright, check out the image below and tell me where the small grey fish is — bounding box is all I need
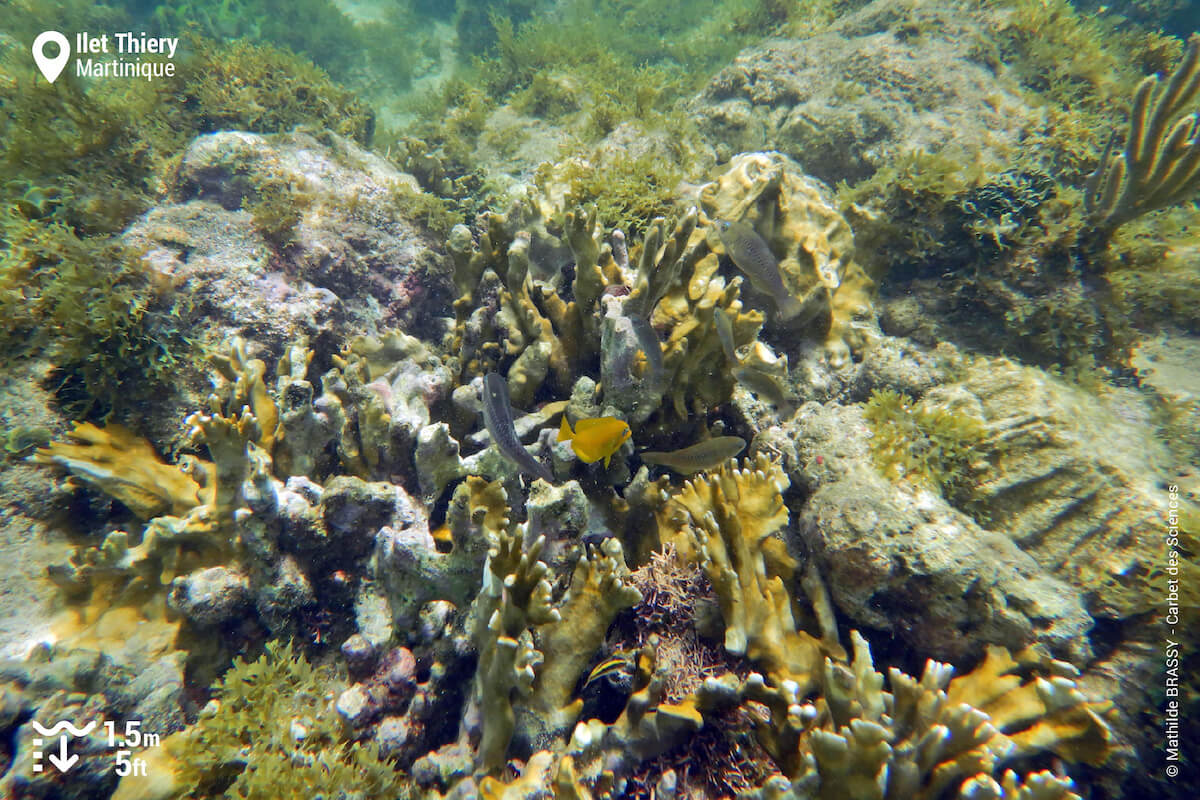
[715,308,795,411]
[481,373,556,484]
[717,220,805,319]
[732,365,796,413]
[629,315,665,391]
[713,307,738,363]
[640,436,747,474]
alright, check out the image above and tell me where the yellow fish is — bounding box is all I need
[431,524,453,551]
[558,415,632,468]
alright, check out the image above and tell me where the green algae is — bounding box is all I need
[0,19,374,417]
[244,171,311,251]
[148,0,417,92]
[397,0,818,212]
[179,641,410,800]
[863,388,986,511]
[0,210,196,419]
[534,150,684,237]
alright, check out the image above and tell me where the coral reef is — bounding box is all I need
[3,2,1193,797]
[444,149,876,460]
[655,455,841,693]
[761,345,1194,664]
[690,0,1037,188]
[698,152,879,367]
[32,422,204,520]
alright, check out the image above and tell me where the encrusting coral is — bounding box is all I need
[699,152,879,368]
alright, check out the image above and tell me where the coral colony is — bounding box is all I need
[1,2,1198,800]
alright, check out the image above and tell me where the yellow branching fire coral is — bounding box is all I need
[656,454,841,694]
[644,210,766,422]
[645,453,1113,800]
[519,534,643,741]
[744,632,1113,800]
[34,337,312,600]
[33,422,204,520]
[472,527,559,771]
[181,337,295,532]
[447,199,605,405]
[469,519,641,772]
[472,644,723,799]
[444,155,862,430]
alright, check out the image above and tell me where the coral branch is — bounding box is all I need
[1084,34,1200,237]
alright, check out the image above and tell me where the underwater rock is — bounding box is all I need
[852,335,955,399]
[415,422,466,503]
[0,499,67,662]
[1131,333,1200,494]
[525,478,596,544]
[124,199,337,357]
[320,476,416,565]
[125,129,452,360]
[371,477,495,632]
[167,566,250,627]
[126,656,188,744]
[253,555,316,635]
[336,646,417,731]
[0,690,117,800]
[769,400,1094,664]
[341,632,378,675]
[322,331,457,483]
[691,0,1035,187]
[0,643,189,799]
[941,357,1190,620]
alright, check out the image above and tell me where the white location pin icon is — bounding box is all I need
[32,31,70,84]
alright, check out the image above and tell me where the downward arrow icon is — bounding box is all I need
[47,736,79,772]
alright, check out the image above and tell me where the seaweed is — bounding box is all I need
[534,151,684,237]
[863,388,986,512]
[146,0,416,91]
[397,0,811,207]
[177,641,410,800]
[168,36,375,146]
[0,17,374,417]
[0,209,196,418]
[244,171,311,251]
